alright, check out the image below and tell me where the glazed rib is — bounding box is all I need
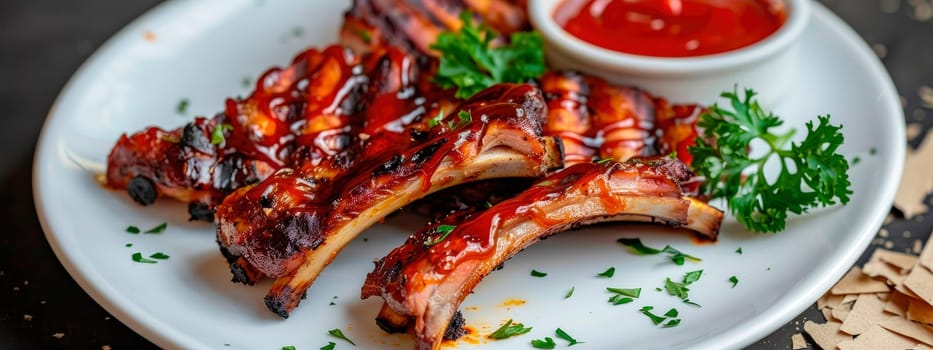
[105,46,367,219]
[363,157,722,350]
[342,0,529,56]
[215,84,564,317]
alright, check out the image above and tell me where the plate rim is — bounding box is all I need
[31,2,906,350]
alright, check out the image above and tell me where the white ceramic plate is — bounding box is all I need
[34,1,904,349]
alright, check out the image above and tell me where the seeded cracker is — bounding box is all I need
[804,320,851,349]
[831,267,890,295]
[837,325,916,350]
[791,332,807,349]
[840,294,895,335]
[879,317,933,346]
[905,264,933,305]
[908,299,933,325]
[894,131,933,218]
[886,291,914,317]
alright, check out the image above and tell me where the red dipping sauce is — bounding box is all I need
[554,0,787,57]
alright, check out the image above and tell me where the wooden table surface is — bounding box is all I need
[1,0,930,349]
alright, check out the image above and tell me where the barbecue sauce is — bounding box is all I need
[554,0,787,57]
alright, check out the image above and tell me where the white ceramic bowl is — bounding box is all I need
[529,0,811,105]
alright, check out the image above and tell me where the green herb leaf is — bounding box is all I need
[430,12,545,99]
[149,252,170,260]
[664,278,690,300]
[729,275,739,288]
[661,245,701,265]
[144,222,168,234]
[530,270,548,277]
[596,267,615,278]
[736,247,743,255]
[663,308,679,318]
[488,319,532,339]
[446,110,473,130]
[328,328,356,346]
[683,270,703,284]
[606,287,641,298]
[427,109,444,128]
[609,295,634,305]
[425,224,456,246]
[663,318,681,328]
[617,238,662,255]
[683,299,701,307]
[320,342,336,350]
[564,286,575,299]
[125,243,133,247]
[531,337,556,349]
[126,225,140,234]
[211,123,234,145]
[688,88,851,233]
[554,328,582,346]
[282,346,296,350]
[132,252,157,264]
[176,98,189,115]
[639,306,666,325]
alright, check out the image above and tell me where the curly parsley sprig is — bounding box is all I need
[689,88,852,233]
[430,12,545,99]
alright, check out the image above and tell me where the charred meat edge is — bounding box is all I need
[261,131,564,317]
[363,159,722,349]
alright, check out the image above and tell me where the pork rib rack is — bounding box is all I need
[105,45,451,221]
[363,157,722,350]
[216,83,565,317]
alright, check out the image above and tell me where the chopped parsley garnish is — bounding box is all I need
[427,109,444,128]
[126,225,140,234]
[211,123,234,145]
[125,243,132,247]
[564,286,575,299]
[530,269,548,277]
[683,270,703,284]
[488,319,532,339]
[425,225,456,246]
[664,278,690,300]
[242,77,252,88]
[320,342,336,350]
[640,306,682,327]
[736,247,743,255]
[596,267,615,278]
[555,328,582,346]
[616,238,661,255]
[607,287,640,305]
[447,110,472,130]
[144,222,167,234]
[660,245,702,265]
[639,306,666,325]
[149,252,170,260]
[851,156,861,165]
[729,276,739,288]
[606,287,641,298]
[869,147,877,155]
[664,270,703,306]
[176,98,189,115]
[617,238,700,265]
[282,346,296,350]
[328,328,356,346]
[131,252,157,264]
[531,337,556,349]
[431,12,545,99]
[596,157,613,164]
[689,88,851,233]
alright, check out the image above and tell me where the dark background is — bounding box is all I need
[1,1,930,349]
